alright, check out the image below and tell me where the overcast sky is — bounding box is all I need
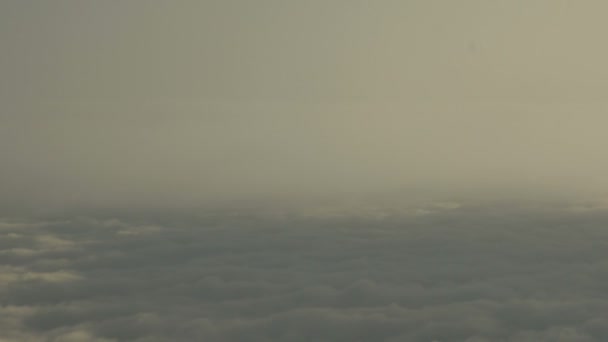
[3,0,608,212]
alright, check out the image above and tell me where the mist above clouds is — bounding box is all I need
[4,100,607,213]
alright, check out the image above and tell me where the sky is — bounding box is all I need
[3,0,608,213]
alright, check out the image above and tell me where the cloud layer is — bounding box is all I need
[2,201,608,341]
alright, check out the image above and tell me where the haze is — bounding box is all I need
[3,0,608,213]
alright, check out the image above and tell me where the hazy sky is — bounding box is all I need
[3,0,608,211]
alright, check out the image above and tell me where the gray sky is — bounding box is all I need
[3,0,608,211]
